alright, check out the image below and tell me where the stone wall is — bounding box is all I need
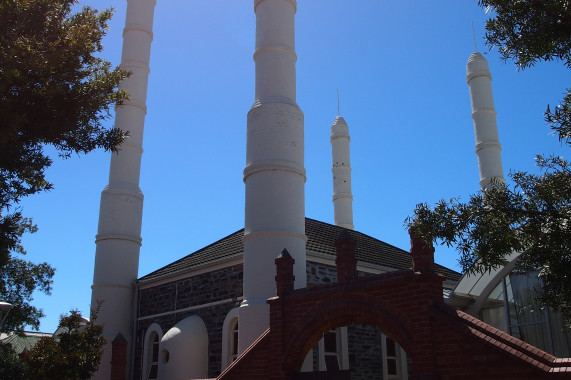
[347,324,383,379]
[135,260,388,379]
[307,261,337,287]
[135,264,243,379]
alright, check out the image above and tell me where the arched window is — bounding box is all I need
[318,327,349,371]
[221,308,240,370]
[381,334,407,380]
[148,333,159,379]
[142,323,163,380]
[230,319,239,362]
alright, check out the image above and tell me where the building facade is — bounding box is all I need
[134,219,460,379]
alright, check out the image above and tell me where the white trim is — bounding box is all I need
[138,297,242,321]
[142,323,163,380]
[139,249,458,291]
[317,327,348,371]
[138,256,243,289]
[307,250,395,274]
[221,308,240,370]
[381,334,407,380]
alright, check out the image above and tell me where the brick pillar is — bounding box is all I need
[335,230,357,283]
[275,249,295,297]
[110,333,127,380]
[409,229,435,274]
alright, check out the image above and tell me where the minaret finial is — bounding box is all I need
[337,88,340,116]
[472,21,478,52]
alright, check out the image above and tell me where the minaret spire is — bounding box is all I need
[240,0,306,352]
[331,115,354,230]
[466,50,505,188]
[90,0,156,378]
[337,88,340,116]
[472,21,478,52]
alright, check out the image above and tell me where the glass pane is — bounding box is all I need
[324,331,337,353]
[152,341,159,362]
[549,310,571,357]
[325,354,340,371]
[232,331,239,355]
[507,271,545,326]
[387,358,397,375]
[386,337,396,356]
[148,365,158,379]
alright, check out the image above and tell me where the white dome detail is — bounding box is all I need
[158,315,209,380]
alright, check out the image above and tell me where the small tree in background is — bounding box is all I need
[0,340,27,380]
[21,309,105,380]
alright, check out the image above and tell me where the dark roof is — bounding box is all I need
[139,218,461,283]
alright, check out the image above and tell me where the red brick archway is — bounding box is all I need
[218,233,571,380]
[282,287,414,373]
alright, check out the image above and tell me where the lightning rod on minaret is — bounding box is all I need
[472,21,478,52]
[337,88,340,116]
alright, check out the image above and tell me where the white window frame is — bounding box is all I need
[381,334,407,380]
[221,308,240,370]
[142,323,163,380]
[318,327,349,371]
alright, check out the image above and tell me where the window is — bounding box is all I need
[381,335,407,380]
[323,330,340,370]
[318,327,348,371]
[148,333,159,379]
[480,270,571,357]
[230,320,239,363]
[142,323,163,380]
[503,270,571,357]
[221,308,240,370]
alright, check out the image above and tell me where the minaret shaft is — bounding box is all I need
[466,52,505,188]
[90,0,155,378]
[331,116,354,230]
[240,0,306,352]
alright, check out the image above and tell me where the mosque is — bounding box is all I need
[89,0,571,379]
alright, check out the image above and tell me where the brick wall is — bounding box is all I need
[217,233,571,380]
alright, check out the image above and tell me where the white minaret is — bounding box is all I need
[90,0,155,378]
[331,116,354,230]
[240,0,306,352]
[466,51,505,188]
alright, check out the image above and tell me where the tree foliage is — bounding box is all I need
[0,341,27,380]
[19,309,105,380]
[0,0,129,209]
[408,159,571,326]
[0,0,129,331]
[407,0,571,329]
[0,256,55,332]
[479,0,571,69]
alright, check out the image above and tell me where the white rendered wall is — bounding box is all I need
[158,316,209,380]
[90,0,155,378]
[330,116,354,230]
[240,0,306,353]
[466,52,505,188]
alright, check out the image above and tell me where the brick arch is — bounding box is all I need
[282,292,413,373]
[217,233,571,380]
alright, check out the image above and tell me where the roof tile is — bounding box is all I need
[139,218,461,283]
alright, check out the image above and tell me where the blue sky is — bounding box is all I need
[18,0,569,332]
